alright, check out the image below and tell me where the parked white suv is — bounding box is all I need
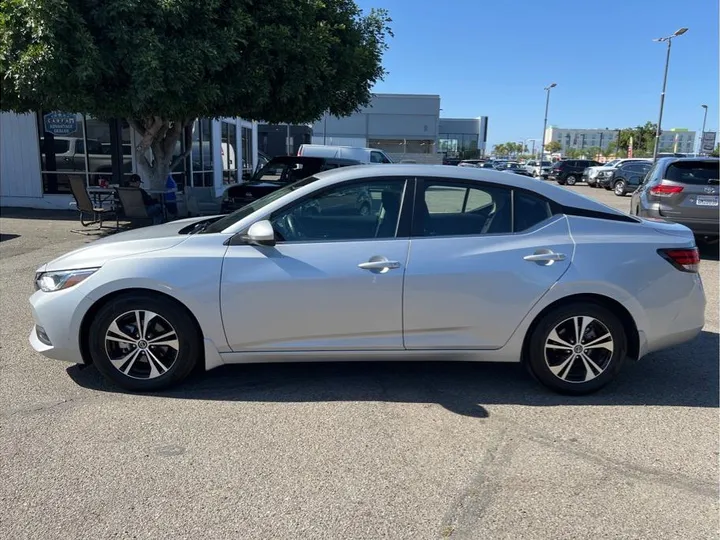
[524,160,552,178]
[585,158,651,188]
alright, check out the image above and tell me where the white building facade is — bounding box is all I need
[545,126,696,154]
[0,111,258,210]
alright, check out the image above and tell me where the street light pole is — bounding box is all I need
[539,83,557,162]
[699,104,708,155]
[652,27,688,162]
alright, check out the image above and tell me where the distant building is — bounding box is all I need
[310,93,489,163]
[257,124,312,157]
[545,126,696,154]
[311,93,442,162]
[438,118,489,159]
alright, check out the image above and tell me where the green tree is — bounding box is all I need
[711,144,719,157]
[0,0,392,189]
[545,141,562,154]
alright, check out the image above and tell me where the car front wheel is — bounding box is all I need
[565,175,577,186]
[614,180,626,196]
[88,293,201,391]
[526,302,627,395]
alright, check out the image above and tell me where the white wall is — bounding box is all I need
[0,112,43,203]
[310,136,367,147]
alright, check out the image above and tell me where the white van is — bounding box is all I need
[297,144,393,164]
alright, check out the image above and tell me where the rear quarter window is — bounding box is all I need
[665,161,719,185]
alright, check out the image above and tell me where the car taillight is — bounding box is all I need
[658,248,700,273]
[650,185,684,197]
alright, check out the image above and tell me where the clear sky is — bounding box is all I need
[355,0,719,149]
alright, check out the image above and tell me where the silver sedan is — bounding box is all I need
[29,165,706,395]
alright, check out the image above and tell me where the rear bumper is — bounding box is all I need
[644,277,706,356]
[639,206,718,236]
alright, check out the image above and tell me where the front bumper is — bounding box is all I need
[28,286,95,364]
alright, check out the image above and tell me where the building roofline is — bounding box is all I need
[371,93,441,99]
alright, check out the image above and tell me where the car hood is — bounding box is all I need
[40,216,212,272]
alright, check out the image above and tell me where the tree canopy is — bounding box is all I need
[1,0,393,187]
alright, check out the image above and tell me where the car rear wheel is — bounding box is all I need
[526,302,627,395]
[88,293,201,391]
[614,180,626,196]
[565,175,577,186]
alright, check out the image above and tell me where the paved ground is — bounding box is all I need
[1,186,718,540]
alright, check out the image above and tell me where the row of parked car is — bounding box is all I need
[547,156,719,242]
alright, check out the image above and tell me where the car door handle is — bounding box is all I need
[358,258,401,272]
[524,250,566,264]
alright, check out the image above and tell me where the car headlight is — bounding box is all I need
[35,268,98,292]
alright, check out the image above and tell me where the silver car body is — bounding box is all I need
[30,165,705,372]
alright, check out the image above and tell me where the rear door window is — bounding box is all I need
[665,161,719,185]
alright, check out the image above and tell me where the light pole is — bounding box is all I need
[699,104,708,155]
[651,27,688,162]
[539,83,557,162]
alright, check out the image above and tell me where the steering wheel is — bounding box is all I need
[283,213,299,239]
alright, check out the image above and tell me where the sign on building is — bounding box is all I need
[43,112,77,135]
[701,131,717,153]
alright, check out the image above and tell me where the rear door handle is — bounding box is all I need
[358,257,401,273]
[524,249,567,265]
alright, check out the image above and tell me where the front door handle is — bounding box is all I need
[524,249,567,265]
[358,256,401,273]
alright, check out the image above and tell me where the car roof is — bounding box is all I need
[267,156,361,165]
[311,164,628,215]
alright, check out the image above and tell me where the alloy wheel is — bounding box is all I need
[614,181,626,196]
[566,175,577,185]
[104,310,180,379]
[544,316,614,383]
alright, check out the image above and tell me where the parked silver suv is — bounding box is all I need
[630,157,719,242]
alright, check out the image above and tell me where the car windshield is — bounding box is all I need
[665,161,720,185]
[605,160,620,167]
[252,160,312,183]
[200,176,320,234]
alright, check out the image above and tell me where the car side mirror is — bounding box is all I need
[241,220,276,246]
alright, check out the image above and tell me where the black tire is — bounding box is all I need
[565,175,577,186]
[614,180,626,196]
[88,293,201,391]
[526,302,627,395]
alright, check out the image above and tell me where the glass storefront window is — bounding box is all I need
[37,112,133,194]
[191,119,214,187]
[241,126,253,176]
[221,121,238,185]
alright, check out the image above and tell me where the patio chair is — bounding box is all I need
[69,176,118,229]
[115,187,154,227]
[185,186,223,216]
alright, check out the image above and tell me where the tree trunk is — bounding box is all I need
[129,118,192,191]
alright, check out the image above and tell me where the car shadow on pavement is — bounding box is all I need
[67,330,719,418]
[0,233,20,242]
[67,332,720,418]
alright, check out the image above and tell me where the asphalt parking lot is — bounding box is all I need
[1,184,718,540]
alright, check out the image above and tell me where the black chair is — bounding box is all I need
[69,177,118,230]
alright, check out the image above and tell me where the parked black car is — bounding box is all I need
[598,161,653,196]
[221,156,362,213]
[550,159,602,185]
